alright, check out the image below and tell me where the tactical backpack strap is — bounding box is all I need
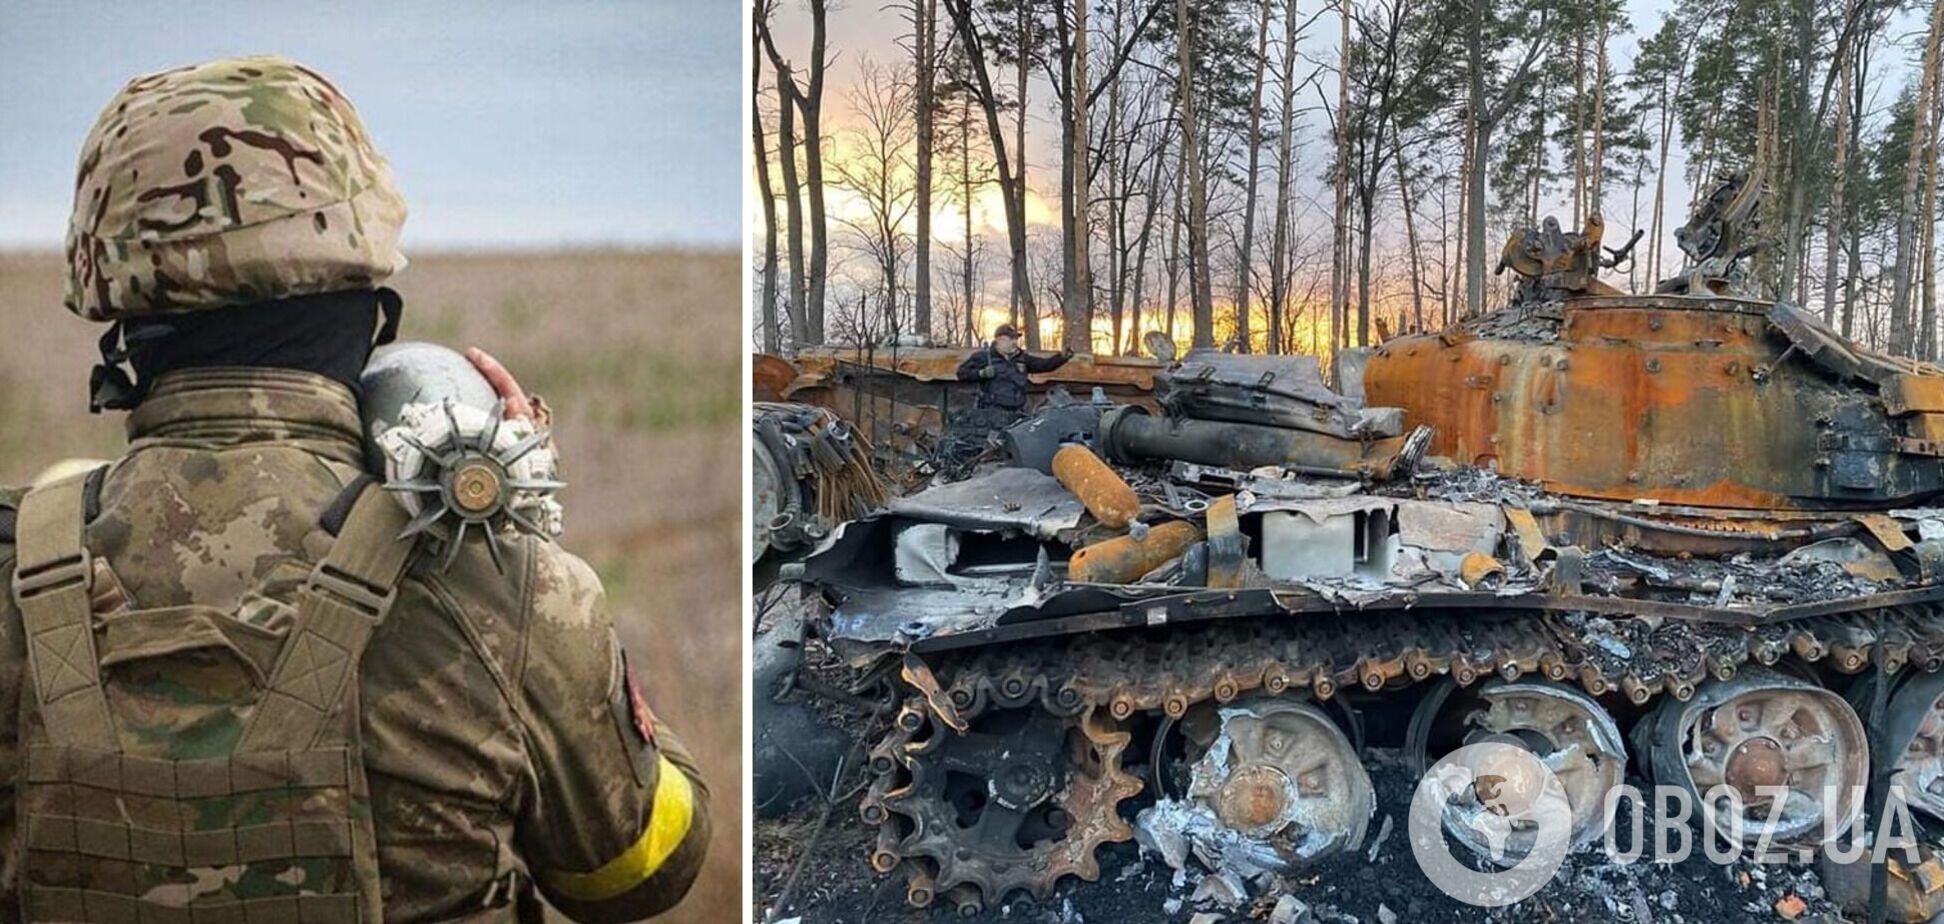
[236,482,418,753]
[10,469,117,750]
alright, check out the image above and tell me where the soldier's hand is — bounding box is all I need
[979,366,996,380]
[468,347,562,531]
[466,347,534,421]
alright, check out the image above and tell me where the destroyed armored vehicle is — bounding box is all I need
[752,346,1161,560]
[771,180,1944,918]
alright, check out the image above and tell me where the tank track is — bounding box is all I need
[861,601,1944,908]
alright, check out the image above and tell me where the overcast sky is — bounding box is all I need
[0,2,739,249]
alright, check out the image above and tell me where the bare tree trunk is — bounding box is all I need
[915,0,936,342]
[1018,0,1034,342]
[1589,19,1607,218]
[775,68,810,347]
[1441,151,1456,326]
[879,179,901,334]
[1925,197,1939,361]
[1356,195,1373,348]
[1799,230,1811,306]
[1694,97,1722,191]
[1844,41,1867,338]
[1753,81,1781,293]
[1227,0,1272,353]
[1826,55,1850,325]
[1058,7,1077,344]
[1463,5,1544,317]
[1166,131,1184,345]
[1454,114,1471,322]
[1627,146,1645,291]
[757,8,822,344]
[1922,24,1944,359]
[1778,0,1819,301]
[1464,0,1487,317]
[1104,10,1125,356]
[1053,0,1167,350]
[1571,31,1587,226]
[1128,208,1153,355]
[1891,0,1944,355]
[1130,99,1174,355]
[803,0,830,341]
[1527,66,1546,223]
[1395,133,1425,333]
[1845,222,1863,339]
[1845,234,1863,338]
[962,91,978,347]
[1017,2,1040,349]
[1180,0,1215,348]
[754,7,782,353]
[944,0,1042,353]
[1648,59,1681,285]
[1331,0,1351,348]
[1067,0,1094,352]
[1268,0,1300,354]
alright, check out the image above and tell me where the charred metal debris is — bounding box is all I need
[760,181,1944,920]
[791,339,1944,652]
[753,401,889,560]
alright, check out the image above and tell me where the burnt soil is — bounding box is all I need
[755,749,1857,924]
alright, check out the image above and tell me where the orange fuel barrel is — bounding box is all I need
[1053,444,1141,529]
[1068,521,1202,584]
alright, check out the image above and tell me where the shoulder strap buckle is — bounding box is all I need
[12,470,101,603]
[305,560,396,619]
[14,550,91,600]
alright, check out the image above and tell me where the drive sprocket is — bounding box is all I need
[869,701,1142,908]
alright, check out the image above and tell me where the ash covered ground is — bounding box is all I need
[755,749,1853,924]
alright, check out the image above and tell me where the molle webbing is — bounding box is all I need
[23,887,358,924]
[11,475,417,924]
[22,748,358,919]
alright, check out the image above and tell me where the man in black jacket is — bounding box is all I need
[955,324,1074,414]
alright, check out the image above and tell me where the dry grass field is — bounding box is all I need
[0,249,742,923]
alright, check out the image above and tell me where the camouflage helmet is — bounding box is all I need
[64,55,407,320]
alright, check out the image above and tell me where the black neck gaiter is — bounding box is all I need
[92,288,403,411]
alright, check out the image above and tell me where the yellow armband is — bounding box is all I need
[544,755,697,902]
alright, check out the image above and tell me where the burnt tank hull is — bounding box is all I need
[1364,295,1944,510]
[779,299,1944,920]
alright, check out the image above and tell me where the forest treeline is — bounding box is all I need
[753,0,1944,361]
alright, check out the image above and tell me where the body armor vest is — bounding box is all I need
[10,471,417,924]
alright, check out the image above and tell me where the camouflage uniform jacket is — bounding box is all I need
[0,367,709,923]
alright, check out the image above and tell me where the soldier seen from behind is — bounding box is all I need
[955,323,1074,417]
[0,57,708,923]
